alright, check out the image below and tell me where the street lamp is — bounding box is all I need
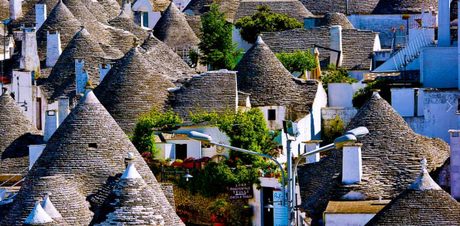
[290,126,369,224]
[186,131,287,209]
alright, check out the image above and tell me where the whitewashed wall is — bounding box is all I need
[420,46,458,89]
[324,213,376,226]
[132,0,161,29]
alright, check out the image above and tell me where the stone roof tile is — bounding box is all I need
[94,47,175,133]
[234,0,314,23]
[109,10,149,41]
[262,28,377,71]
[234,36,318,120]
[298,92,450,220]
[366,164,460,225]
[184,0,241,22]
[154,3,200,50]
[317,13,355,29]
[2,91,184,225]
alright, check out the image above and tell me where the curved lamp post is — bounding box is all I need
[291,126,369,224]
[186,131,287,208]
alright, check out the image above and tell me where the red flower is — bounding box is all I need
[211,215,216,221]
[229,159,232,162]
[235,158,238,160]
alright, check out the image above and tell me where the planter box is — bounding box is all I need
[172,162,183,167]
[183,162,195,168]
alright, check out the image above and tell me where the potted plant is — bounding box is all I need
[165,158,172,166]
[208,199,228,226]
[141,151,154,164]
[183,157,196,168]
[264,167,275,178]
[197,157,211,169]
[172,159,183,167]
[176,207,190,223]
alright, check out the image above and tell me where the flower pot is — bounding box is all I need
[275,173,280,178]
[183,162,194,168]
[172,162,183,167]
[259,172,263,177]
[179,216,188,223]
[201,162,206,169]
[265,173,274,178]
[214,223,226,226]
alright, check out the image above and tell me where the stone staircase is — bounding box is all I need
[374,29,435,72]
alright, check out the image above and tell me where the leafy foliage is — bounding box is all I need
[320,64,358,92]
[199,4,242,70]
[322,115,345,145]
[131,108,183,156]
[189,108,280,165]
[234,5,303,43]
[276,50,317,74]
[352,79,392,109]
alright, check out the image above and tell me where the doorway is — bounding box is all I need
[176,144,187,160]
[263,187,274,226]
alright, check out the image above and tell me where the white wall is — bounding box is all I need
[324,213,376,226]
[328,83,353,108]
[260,106,286,131]
[132,0,161,29]
[347,14,436,48]
[157,143,174,159]
[402,89,459,143]
[391,88,415,117]
[420,46,458,89]
[167,139,202,159]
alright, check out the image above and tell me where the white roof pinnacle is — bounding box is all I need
[41,194,62,219]
[121,163,142,179]
[256,36,265,45]
[408,158,442,191]
[25,201,54,224]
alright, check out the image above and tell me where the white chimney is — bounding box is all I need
[75,59,88,95]
[58,97,69,125]
[330,25,343,66]
[342,143,362,184]
[28,144,46,169]
[450,130,460,199]
[9,0,22,20]
[122,1,133,19]
[303,140,321,163]
[35,4,47,30]
[46,30,62,67]
[44,110,58,142]
[438,0,451,46]
[421,7,433,28]
[20,26,40,73]
[99,63,111,83]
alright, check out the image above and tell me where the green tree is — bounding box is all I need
[234,5,303,43]
[199,4,241,70]
[320,64,358,92]
[276,50,317,74]
[131,108,183,156]
[190,108,279,165]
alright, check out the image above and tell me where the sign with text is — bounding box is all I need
[273,190,288,226]
[229,183,253,200]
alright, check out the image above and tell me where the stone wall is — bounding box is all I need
[321,107,357,131]
[172,184,247,226]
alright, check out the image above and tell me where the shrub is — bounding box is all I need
[320,64,357,92]
[276,50,317,74]
[352,79,392,109]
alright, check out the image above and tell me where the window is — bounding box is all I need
[89,143,98,149]
[268,109,276,121]
[142,12,149,28]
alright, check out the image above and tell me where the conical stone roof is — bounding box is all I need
[3,91,184,225]
[185,0,241,22]
[94,47,175,134]
[366,161,460,226]
[297,92,450,220]
[41,27,106,104]
[97,0,121,21]
[0,0,9,20]
[2,175,90,225]
[0,90,41,174]
[141,33,195,83]
[96,163,165,225]
[109,10,149,41]
[317,13,355,29]
[81,0,110,24]
[36,0,82,62]
[153,3,200,50]
[234,37,318,119]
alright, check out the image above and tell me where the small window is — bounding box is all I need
[142,12,149,28]
[454,132,459,138]
[89,143,98,148]
[268,109,276,121]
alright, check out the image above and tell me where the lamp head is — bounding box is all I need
[187,131,213,143]
[333,134,357,149]
[345,127,369,138]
